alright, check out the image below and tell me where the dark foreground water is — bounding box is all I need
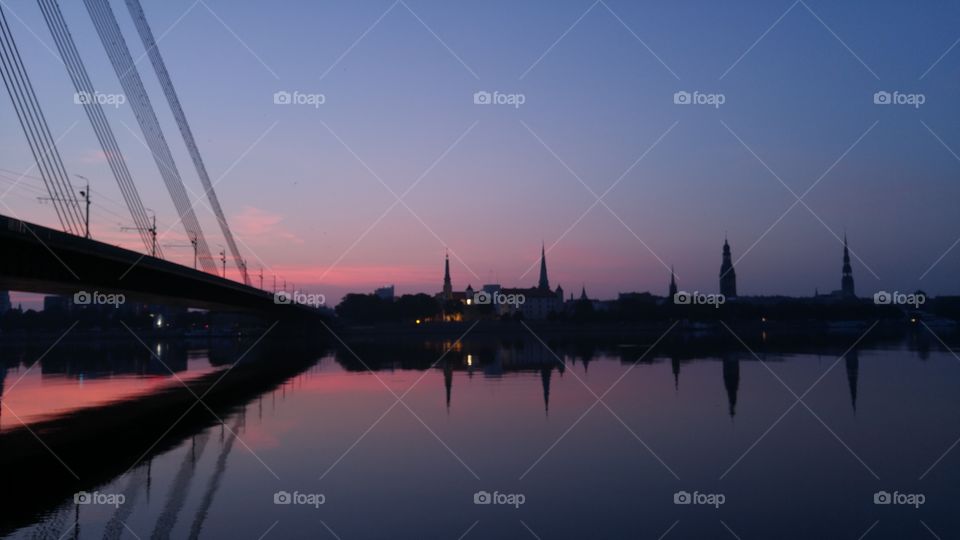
[2,331,960,539]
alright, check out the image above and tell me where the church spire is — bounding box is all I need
[841,234,855,298]
[719,237,737,298]
[537,243,550,291]
[442,250,452,300]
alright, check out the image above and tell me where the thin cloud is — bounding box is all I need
[232,205,303,244]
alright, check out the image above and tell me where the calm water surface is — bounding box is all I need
[0,343,218,431]
[3,336,960,539]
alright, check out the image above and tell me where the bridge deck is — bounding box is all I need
[0,214,322,317]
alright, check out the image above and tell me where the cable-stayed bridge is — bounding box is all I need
[0,1,307,316]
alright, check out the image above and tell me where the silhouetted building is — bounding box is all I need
[537,243,550,292]
[719,238,737,298]
[841,235,855,298]
[442,252,453,300]
[0,290,10,314]
[820,235,857,301]
[43,295,72,313]
[500,287,563,320]
[437,254,469,320]
[494,246,563,319]
[374,285,394,301]
[569,286,611,313]
[449,246,564,320]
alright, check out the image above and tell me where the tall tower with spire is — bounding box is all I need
[719,238,737,298]
[537,243,550,292]
[841,234,855,298]
[668,266,678,299]
[442,252,452,300]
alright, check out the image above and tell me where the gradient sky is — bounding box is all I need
[1,0,959,305]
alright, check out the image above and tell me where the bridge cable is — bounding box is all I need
[83,0,193,244]
[0,7,82,234]
[0,5,85,235]
[39,0,155,253]
[83,0,217,273]
[36,0,161,256]
[0,8,86,235]
[125,0,249,283]
[85,0,211,268]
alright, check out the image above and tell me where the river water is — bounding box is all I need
[2,332,958,539]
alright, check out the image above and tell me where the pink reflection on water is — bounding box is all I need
[0,359,221,432]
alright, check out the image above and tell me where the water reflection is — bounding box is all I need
[847,350,859,413]
[331,333,900,421]
[722,357,740,418]
[0,340,245,430]
[2,330,959,539]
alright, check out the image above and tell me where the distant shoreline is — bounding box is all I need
[0,317,954,344]
[339,318,948,338]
